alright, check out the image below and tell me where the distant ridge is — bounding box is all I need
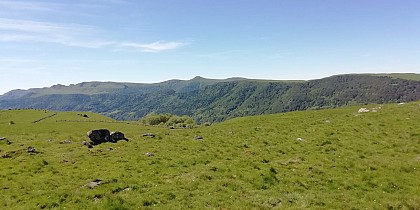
[370,73,420,81]
[0,76,254,100]
[0,73,419,123]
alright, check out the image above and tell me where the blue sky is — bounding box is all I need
[0,0,419,94]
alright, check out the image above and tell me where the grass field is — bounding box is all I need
[1,102,419,209]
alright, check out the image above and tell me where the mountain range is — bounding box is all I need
[1,73,419,123]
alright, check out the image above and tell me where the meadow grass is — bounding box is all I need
[1,102,419,209]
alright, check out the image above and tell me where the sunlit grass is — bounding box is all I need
[1,102,419,209]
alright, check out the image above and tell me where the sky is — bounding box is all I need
[0,0,419,94]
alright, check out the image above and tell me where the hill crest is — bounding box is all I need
[0,73,419,123]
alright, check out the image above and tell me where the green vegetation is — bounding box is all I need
[372,73,420,81]
[1,102,419,209]
[1,74,419,123]
[140,112,195,128]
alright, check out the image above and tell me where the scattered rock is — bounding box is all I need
[307,166,313,173]
[87,129,110,144]
[27,146,36,153]
[143,133,156,138]
[144,152,154,157]
[82,141,93,148]
[63,140,72,144]
[358,108,370,113]
[194,135,203,140]
[2,153,12,158]
[77,113,89,118]
[86,179,102,188]
[109,131,128,142]
[93,195,102,203]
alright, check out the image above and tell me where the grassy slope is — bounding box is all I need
[0,102,419,209]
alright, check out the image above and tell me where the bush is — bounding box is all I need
[141,113,195,128]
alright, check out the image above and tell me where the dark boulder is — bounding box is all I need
[109,131,128,142]
[87,129,110,144]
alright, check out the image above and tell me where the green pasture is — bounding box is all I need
[1,102,419,209]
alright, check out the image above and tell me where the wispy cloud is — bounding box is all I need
[0,18,93,34]
[119,41,188,52]
[0,34,113,48]
[0,17,186,51]
[0,18,113,48]
[0,0,54,11]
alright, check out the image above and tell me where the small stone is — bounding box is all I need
[2,154,11,158]
[143,133,156,138]
[144,152,154,157]
[194,135,203,140]
[358,108,370,113]
[86,180,102,188]
[82,141,93,148]
[27,146,36,153]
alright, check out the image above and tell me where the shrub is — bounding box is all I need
[141,113,196,128]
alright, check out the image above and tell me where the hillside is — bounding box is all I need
[0,76,249,99]
[372,73,420,81]
[0,74,419,123]
[0,102,419,209]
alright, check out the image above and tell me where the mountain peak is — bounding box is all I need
[191,76,206,80]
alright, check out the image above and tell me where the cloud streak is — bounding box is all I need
[0,18,95,34]
[0,18,113,48]
[0,0,54,11]
[0,17,187,51]
[0,1,187,52]
[119,41,188,52]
